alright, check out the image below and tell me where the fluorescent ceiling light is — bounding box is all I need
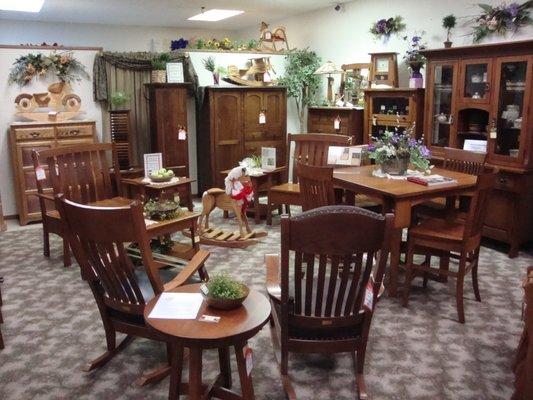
[188,9,244,22]
[0,0,44,12]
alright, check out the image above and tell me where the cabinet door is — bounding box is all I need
[213,92,243,187]
[488,55,532,165]
[264,91,286,139]
[243,91,264,141]
[426,62,458,149]
[459,58,493,104]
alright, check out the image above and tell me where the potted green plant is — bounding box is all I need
[151,53,171,83]
[442,14,457,48]
[202,274,249,310]
[278,48,322,132]
[202,56,221,84]
[110,91,130,110]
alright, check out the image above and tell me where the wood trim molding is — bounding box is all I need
[0,44,103,51]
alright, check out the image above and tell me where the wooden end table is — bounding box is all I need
[122,176,195,211]
[145,283,271,400]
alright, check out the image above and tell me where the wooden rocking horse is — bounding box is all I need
[259,22,289,52]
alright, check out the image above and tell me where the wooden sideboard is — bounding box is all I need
[9,120,97,225]
[307,106,363,144]
[197,86,287,192]
[421,40,533,257]
[145,83,191,177]
[363,88,425,142]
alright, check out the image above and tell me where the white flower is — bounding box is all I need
[487,17,498,31]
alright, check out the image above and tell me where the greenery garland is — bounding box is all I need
[8,51,89,86]
[370,16,406,41]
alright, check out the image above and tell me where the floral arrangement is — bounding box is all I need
[192,37,260,51]
[470,1,532,42]
[143,198,181,221]
[402,33,427,67]
[8,51,89,86]
[370,16,406,41]
[170,38,189,50]
[368,129,431,173]
[151,52,171,70]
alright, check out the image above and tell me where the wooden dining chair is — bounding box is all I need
[402,170,497,323]
[57,195,210,385]
[266,206,394,399]
[266,133,351,225]
[296,162,335,212]
[32,143,123,267]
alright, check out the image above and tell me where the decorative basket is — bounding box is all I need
[203,285,250,310]
[151,70,167,83]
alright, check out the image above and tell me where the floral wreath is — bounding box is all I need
[370,16,406,42]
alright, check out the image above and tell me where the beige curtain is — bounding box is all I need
[101,67,151,165]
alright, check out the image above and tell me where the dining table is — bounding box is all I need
[332,165,478,297]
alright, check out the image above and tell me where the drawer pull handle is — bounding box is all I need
[30,132,40,138]
[499,178,506,184]
[69,130,80,136]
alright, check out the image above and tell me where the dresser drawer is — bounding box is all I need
[14,127,55,141]
[494,172,521,192]
[56,125,93,138]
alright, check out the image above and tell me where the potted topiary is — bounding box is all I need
[151,53,171,83]
[202,56,220,84]
[442,14,457,48]
[202,274,249,310]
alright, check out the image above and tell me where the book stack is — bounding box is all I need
[407,175,457,186]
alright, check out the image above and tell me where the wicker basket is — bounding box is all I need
[151,70,167,83]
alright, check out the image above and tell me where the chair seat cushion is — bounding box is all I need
[269,183,300,194]
[410,218,465,242]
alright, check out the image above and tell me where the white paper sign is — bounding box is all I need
[144,153,163,178]
[463,139,487,153]
[35,166,46,181]
[261,147,276,171]
[327,146,365,166]
[148,292,203,319]
[178,128,187,140]
[166,62,184,83]
[259,111,266,124]
[334,117,341,130]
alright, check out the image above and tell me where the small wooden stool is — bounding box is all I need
[145,283,271,400]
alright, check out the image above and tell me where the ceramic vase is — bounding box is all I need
[381,157,409,175]
[409,62,424,89]
[213,72,220,85]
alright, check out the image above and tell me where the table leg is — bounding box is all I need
[218,346,232,389]
[188,347,203,400]
[186,183,193,211]
[169,343,184,400]
[235,342,255,400]
[388,228,403,298]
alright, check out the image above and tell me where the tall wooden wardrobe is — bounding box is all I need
[197,86,287,192]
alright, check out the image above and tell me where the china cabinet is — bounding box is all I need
[307,106,363,144]
[421,40,533,257]
[363,88,425,143]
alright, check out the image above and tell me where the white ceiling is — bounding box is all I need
[0,0,345,30]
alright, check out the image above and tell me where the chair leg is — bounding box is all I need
[402,243,416,307]
[352,351,368,400]
[285,204,291,217]
[472,249,481,302]
[439,254,450,283]
[267,197,274,226]
[43,227,50,258]
[0,327,4,350]
[82,334,134,372]
[456,255,467,324]
[422,256,430,288]
[62,238,72,268]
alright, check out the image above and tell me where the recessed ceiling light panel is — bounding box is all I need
[0,0,44,12]
[188,9,244,22]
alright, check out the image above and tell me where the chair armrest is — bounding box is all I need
[265,253,282,303]
[36,193,54,202]
[163,249,210,291]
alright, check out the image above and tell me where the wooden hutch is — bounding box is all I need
[307,106,364,144]
[197,86,287,192]
[363,88,425,142]
[421,40,533,257]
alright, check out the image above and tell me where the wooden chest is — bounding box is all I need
[10,120,97,225]
[307,107,363,144]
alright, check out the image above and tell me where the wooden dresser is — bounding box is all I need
[307,106,363,144]
[421,40,533,256]
[10,120,97,225]
[197,86,287,192]
[145,83,191,177]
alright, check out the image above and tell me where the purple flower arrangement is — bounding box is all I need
[370,16,406,41]
[402,33,427,69]
[470,1,532,42]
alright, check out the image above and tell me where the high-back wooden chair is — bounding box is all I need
[296,162,335,212]
[266,133,351,225]
[32,143,123,267]
[266,206,394,399]
[58,195,210,385]
[403,170,497,323]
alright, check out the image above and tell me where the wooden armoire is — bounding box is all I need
[145,83,191,177]
[197,86,287,192]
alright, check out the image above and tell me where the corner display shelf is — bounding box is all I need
[421,39,533,257]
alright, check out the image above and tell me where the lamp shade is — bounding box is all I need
[314,61,342,75]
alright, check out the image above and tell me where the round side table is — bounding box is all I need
[144,283,271,400]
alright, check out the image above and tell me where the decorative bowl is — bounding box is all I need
[149,172,174,183]
[203,284,250,310]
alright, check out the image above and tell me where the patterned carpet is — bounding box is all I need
[0,205,531,400]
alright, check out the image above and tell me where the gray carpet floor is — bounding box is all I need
[0,206,531,400]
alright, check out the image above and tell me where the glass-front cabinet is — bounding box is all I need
[459,58,493,104]
[489,56,531,164]
[427,62,457,148]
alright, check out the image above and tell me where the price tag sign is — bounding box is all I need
[489,127,497,139]
[259,112,266,124]
[178,128,187,140]
[363,281,374,311]
[264,31,272,40]
[243,346,253,376]
[35,166,46,181]
[334,117,341,130]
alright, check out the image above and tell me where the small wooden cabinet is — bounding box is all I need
[10,120,97,225]
[307,107,363,144]
[421,40,533,256]
[197,86,287,192]
[363,88,425,143]
[145,83,191,177]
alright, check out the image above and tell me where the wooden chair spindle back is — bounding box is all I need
[443,147,487,175]
[463,170,497,241]
[296,162,335,211]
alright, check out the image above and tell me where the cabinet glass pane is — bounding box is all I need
[494,60,527,157]
[430,65,454,147]
[372,97,409,115]
[464,63,489,99]
[371,125,407,137]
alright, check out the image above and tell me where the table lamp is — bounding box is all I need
[315,61,342,105]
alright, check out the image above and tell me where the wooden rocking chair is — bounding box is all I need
[266,206,394,399]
